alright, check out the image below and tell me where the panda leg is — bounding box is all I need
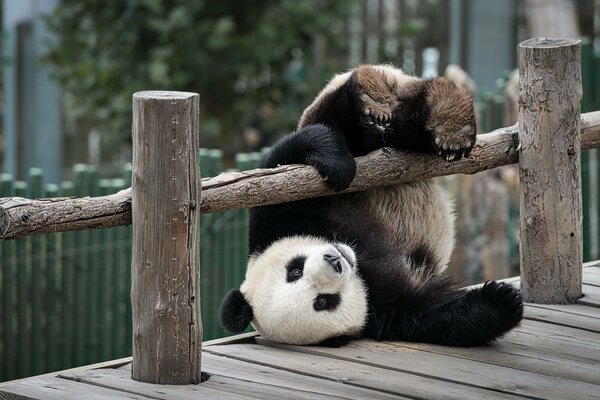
[397,281,523,347]
[261,124,356,191]
[346,66,478,161]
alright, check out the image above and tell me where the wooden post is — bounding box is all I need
[519,38,583,303]
[131,91,202,383]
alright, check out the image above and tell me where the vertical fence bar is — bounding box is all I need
[28,168,45,375]
[98,180,111,362]
[123,164,133,357]
[72,164,89,366]
[87,166,100,364]
[59,181,75,369]
[45,183,59,373]
[131,91,202,384]
[14,181,30,378]
[519,38,583,303]
[110,178,126,359]
[1,174,15,381]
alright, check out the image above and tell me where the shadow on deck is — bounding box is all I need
[1,265,599,400]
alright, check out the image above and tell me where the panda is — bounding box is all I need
[219,64,523,347]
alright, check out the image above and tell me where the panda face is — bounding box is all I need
[240,236,368,345]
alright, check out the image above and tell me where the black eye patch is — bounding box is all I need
[286,256,306,283]
[314,293,341,311]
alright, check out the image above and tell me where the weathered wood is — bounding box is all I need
[0,189,131,239]
[3,282,600,399]
[383,335,600,385]
[579,284,600,308]
[110,353,404,400]
[518,38,583,304]
[205,344,521,400]
[524,304,600,333]
[1,111,600,240]
[60,368,256,400]
[213,341,600,400]
[131,91,202,384]
[0,375,149,400]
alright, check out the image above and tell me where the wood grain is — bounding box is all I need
[130,91,202,384]
[518,37,583,303]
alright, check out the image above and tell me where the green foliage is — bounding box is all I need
[44,0,357,158]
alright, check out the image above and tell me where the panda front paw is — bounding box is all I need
[425,77,477,161]
[306,152,357,192]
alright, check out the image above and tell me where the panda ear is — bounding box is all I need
[219,289,254,333]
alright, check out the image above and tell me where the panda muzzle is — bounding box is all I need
[323,253,343,274]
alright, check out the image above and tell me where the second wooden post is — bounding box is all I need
[131,91,202,383]
[519,38,583,303]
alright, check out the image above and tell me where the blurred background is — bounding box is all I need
[1,0,600,382]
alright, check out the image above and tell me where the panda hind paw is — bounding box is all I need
[481,280,524,327]
[433,126,476,161]
[352,66,398,133]
[425,77,477,161]
[360,93,393,132]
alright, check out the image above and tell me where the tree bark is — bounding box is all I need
[1,111,599,240]
[130,91,202,384]
[519,38,582,303]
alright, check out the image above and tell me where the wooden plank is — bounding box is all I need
[579,284,600,307]
[202,331,258,346]
[59,368,257,400]
[583,265,600,286]
[506,320,600,362]
[200,353,405,400]
[0,375,151,400]
[526,303,600,320]
[375,335,600,385]
[252,339,600,400]
[524,302,600,332]
[81,353,404,400]
[205,343,529,399]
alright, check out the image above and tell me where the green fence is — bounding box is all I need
[0,150,262,382]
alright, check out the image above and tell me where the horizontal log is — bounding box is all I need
[1,111,600,239]
[0,189,132,239]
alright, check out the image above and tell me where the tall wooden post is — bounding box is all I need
[519,38,583,303]
[131,91,202,383]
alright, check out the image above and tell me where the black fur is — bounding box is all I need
[219,289,253,333]
[242,67,523,347]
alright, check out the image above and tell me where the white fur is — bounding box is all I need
[241,236,368,345]
[362,181,455,272]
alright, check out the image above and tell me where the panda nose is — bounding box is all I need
[323,253,342,274]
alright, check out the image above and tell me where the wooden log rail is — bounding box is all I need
[0,111,599,240]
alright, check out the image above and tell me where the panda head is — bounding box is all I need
[219,236,368,345]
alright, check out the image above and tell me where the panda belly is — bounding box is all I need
[330,180,454,275]
[364,180,455,273]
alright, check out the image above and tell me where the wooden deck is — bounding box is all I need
[1,265,600,400]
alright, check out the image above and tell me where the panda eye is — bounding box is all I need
[314,293,341,311]
[286,256,306,283]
